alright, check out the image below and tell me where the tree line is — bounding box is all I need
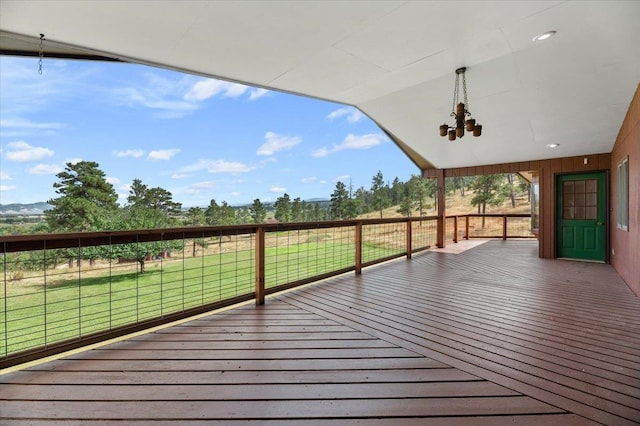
[4,160,528,274]
[7,160,530,234]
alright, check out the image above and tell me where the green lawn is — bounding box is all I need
[1,240,402,356]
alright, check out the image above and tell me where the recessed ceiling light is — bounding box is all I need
[533,30,557,42]
[546,143,560,148]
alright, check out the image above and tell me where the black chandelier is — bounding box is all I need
[439,67,482,141]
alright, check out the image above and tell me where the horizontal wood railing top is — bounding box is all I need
[0,217,437,253]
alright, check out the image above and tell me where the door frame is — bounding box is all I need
[554,170,609,262]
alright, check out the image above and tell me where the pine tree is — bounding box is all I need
[250,199,267,224]
[45,161,118,232]
[274,193,292,222]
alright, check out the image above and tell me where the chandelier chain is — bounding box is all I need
[38,34,45,75]
[451,73,460,117]
[462,72,469,114]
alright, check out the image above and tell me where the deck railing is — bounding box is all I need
[446,213,534,242]
[1,213,530,368]
[1,217,438,367]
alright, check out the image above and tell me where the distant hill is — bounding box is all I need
[0,202,51,215]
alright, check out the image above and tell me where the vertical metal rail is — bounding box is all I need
[108,236,113,330]
[43,241,48,347]
[200,231,205,305]
[135,236,140,323]
[2,243,6,358]
[76,241,82,342]
[181,232,185,312]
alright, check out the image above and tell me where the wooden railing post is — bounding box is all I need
[406,220,412,259]
[453,216,458,243]
[436,169,446,248]
[255,226,265,305]
[465,215,470,240]
[502,215,507,241]
[355,222,363,275]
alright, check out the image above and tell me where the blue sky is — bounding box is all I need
[0,56,419,208]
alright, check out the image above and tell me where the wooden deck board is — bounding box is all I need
[0,416,598,426]
[2,240,638,425]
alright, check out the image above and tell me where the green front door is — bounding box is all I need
[557,172,606,261]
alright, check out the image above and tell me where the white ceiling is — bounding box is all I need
[1,1,639,170]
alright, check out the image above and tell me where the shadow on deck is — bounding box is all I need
[1,240,639,425]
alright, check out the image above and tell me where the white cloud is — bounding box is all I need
[301,176,318,183]
[206,159,254,173]
[113,149,144,158]
[114,73,198,119]
[106,177,121,185]
[249,88,269,101]
[327,107,364,123]
[0,185,16,192]
[311,147,329,158]
[148,149,180,161]
[334,175,350,183]
[257,131,301,156]
[184,181,217,194]
[0,171,11,180]
[184,79,251,101]
[127,90,197,118]
[230,191,240,197]
[65,158,83,165]
[29,163,62,175]
[269,186,287,193]
[224,83,250,98]
[313,133,387,158]
[0,118,65,132]
[112,72,267,119]
[171,173,190,179]
[179,159,255,174]
[6,141,54,162]
[338,133,386,150]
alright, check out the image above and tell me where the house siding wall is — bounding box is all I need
[611,84,640,297]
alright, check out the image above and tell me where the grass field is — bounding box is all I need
[1,235,403,356]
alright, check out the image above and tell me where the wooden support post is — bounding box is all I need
[255,227,265,305]
[355,222,363,275]
[465,215,470,240]
[406,220,412,259]
[453,216,458,243]
[502,215,507,241]
[436,169,446,248]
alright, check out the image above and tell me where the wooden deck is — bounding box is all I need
[1,240,639,425]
